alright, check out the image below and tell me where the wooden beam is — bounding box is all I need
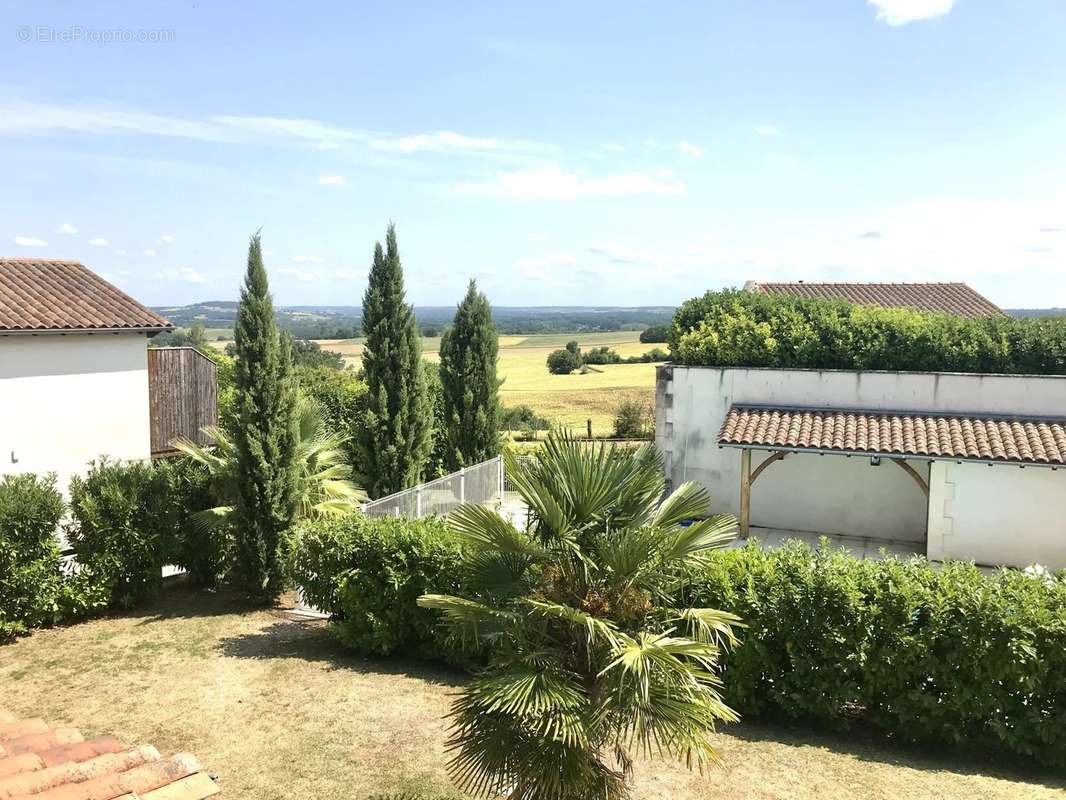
[891,458,929,497]
[739,449,751,538]
[751,451,787,484]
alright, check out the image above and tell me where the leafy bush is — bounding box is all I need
[612,397,652,438]
[639,324,671,343]
[156,456,231,587]
[500,405,551,432]
[0,473,67,641]
[622,347,670,364]
[67,458,179,607]
[546,348,582,375]
[582,345,622,365]
[671,289,1066,374]
[289,514,476,667]
[682,541,1066,767]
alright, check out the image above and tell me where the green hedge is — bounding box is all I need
[0,474,68,641]
[291,521,1066,767]
[671,289,1066,374]
[289,513,476,667]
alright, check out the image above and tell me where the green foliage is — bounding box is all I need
[565,340,580,355]
[683,541,1066,767]
[501,405,551,433]
[622,347,670,364]
[289,513,475,667]
[419,434,740,800]
[290,339,346,370]
[639,324,671,344]
[155,456,231,587]
[231,233,299,601]
[582,345,622,365]
[359,224,434,498]
[439,280,502,471]
[296,365,370,477]
[612,397,652,439]
[546,348,582,375]
[67,458,177,607]
[0,473,68,641]
[671,289,1066,373]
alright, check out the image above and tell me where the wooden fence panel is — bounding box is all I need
[148,347,218,456]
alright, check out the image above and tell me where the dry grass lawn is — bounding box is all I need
[2,588,1062,800]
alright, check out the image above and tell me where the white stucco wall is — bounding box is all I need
[928,461,1066,569]
[0,333,151,496]
[656,366,1066,549]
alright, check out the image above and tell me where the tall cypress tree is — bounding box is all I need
[439,280,501,470]
[358,223,433,497]
[231,233,298,601]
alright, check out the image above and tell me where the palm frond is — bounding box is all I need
[658,514,738,566]
[418,594,521,642]
[448,503,547,559]
[652,481,712,528]
[522,599,621,648]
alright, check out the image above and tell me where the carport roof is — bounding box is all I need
[718,404,1066,466]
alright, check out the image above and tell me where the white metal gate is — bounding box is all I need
[362,456,504,519]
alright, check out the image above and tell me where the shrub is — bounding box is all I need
[500,405,551,432]
[546,348,581,375]
[0,473,67,641]
[67,458,178,607]
[682,541,1066,767]
[671,289,1066,374]
[639,324,671,343]
[289,514,476,667]
[156,456,231,587]
[582,345,622,365]
[612,397,652,438]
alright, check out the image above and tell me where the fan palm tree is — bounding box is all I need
[419,432,741,800]
[174,395,363,531]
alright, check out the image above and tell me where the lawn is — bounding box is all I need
[1,588,1061,800]
[311,331,658,433]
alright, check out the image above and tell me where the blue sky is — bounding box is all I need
[1,0,1065,308]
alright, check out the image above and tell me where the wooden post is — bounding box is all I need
[739,449,751,539]
[587,419,593,439]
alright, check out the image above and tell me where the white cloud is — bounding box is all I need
[278,267,362,282]
[142,249,158,257]
[514,253,576,271]
[372,130,506,153]
[456,165,685,199]
[156,267,205,283]
[160,233,176,243]
[587,242,657,266]
[88,237,109,246]
[57,223,78,235]
[678,140,705,159]
[868,0,954,26]
[753,124,781,137]
[317,175,346,185]
[13,236,46,247]
[293,255,323,263]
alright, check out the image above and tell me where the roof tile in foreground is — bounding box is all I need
[0,258,171,332]
[718,405,1066,466]
[746,281,1004,317]
[0,707,218,799]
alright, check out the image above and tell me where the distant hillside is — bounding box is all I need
[153,302,676,338]
[1007,308,1066,318]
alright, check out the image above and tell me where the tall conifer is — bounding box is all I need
[231,233,297,600]
[439,280,501,470]
[358,224,432,497]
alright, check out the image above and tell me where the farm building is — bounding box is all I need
[743,280,1004,317]
[655,365,1066,569]
[0,258,215,494]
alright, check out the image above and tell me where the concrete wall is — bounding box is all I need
[656,365,1066,548]
[928,461,1066,569]
[0,333,151,495]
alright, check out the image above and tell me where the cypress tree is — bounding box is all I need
[358,223,433,497]
[231,233,298,601]
[439,280,501,470]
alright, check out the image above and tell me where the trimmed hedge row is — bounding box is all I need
[1,457,226,640]
[671,289,1066,374]
[291,519,1066,767]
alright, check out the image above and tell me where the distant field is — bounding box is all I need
[311,330,658,433]
[209,330,659,432]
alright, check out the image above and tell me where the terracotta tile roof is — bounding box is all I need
[0,707,218,799]
[745,281,1004,317]
[718,405,1066,466]
[0,258,171,333]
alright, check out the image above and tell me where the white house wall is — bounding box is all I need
[927,461,1066,569]
[0,333,151,496]
[656,365,1066,546]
